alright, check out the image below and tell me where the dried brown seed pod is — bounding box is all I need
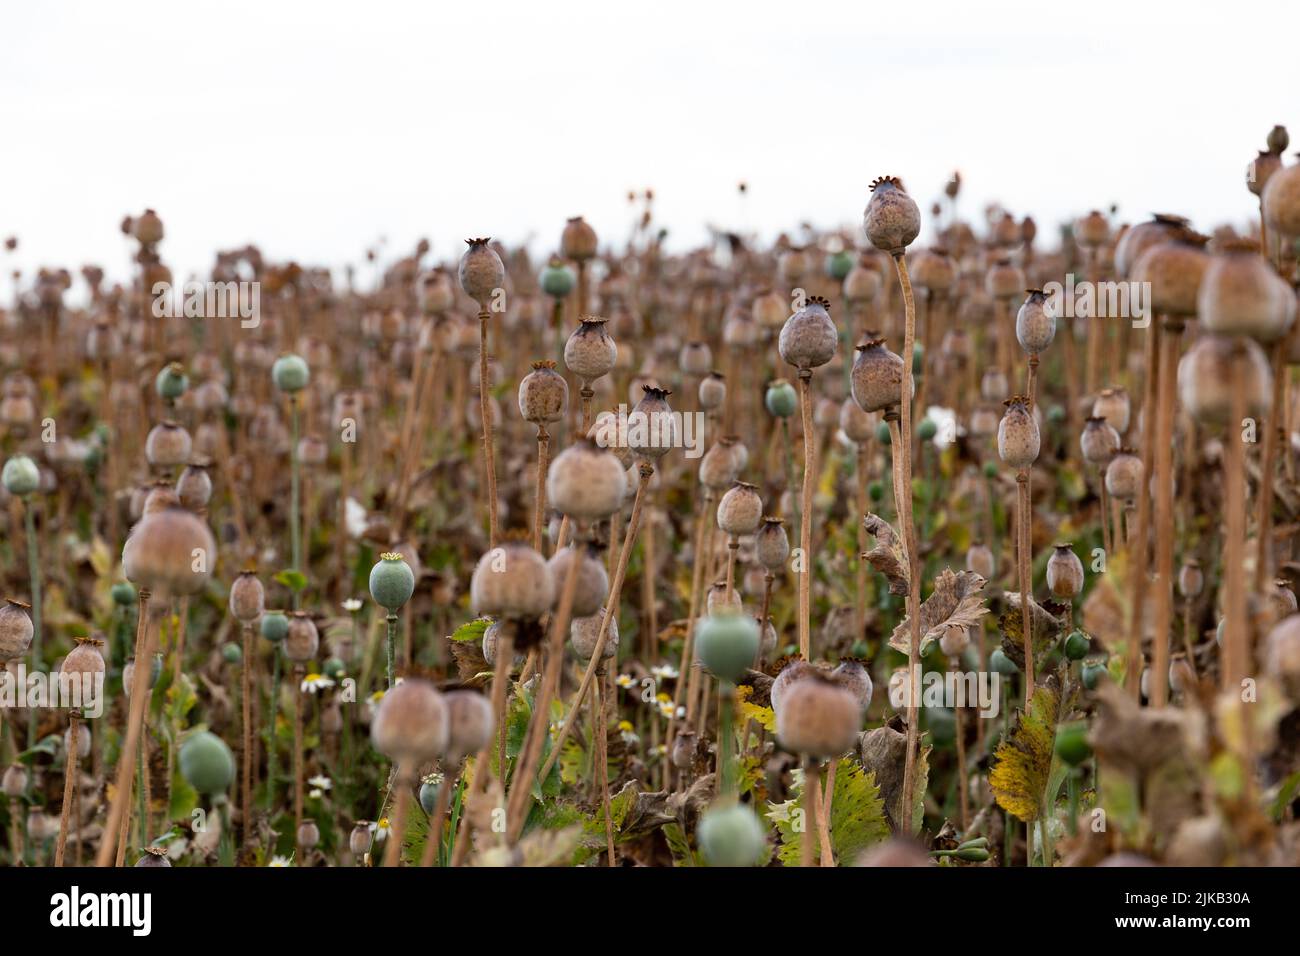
[145,421,193,469]
[570,608,617,661]
[458,238,504,308]
[121,507,216,597]
[517,360,569,425]
[775,669,863,757]
[0,598,33,662]
[778,296,838,371]
[470,542,556,621]
[716,481,763,537]
[564,316,617,382]
[1104,449,1144,502]
[561,216,598,261]
[371,677,448,763]
[863,176,920,255]
[997,396,1040,469]
[442,689,494,764]
[1091,387,1131,434]
[1177,334,1272,426]
[546,438,627,520]
[1046,544,1085,599]
[229,570,265,623]
[851,338,905,413]
[1015,290,1056,355]
[546,544,610,619]
[284,612,319,663]
[1080,416,1120,465]
[1197,240,1295,344]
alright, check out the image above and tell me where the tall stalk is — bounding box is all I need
[796,369,815,659]
[1149,317,1182,706]
[478,308,500,549]
[1124,321,1163,700]
[54,712,79,866]
[290,395,301,608]
[24,504,41,747]
[891,252,923,833]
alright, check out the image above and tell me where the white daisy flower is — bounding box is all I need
[300,673,336,694]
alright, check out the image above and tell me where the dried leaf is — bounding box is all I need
[863,513,909,595]
[889,568,989,656]
[998,594,1070,670]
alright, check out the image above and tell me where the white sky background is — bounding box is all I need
[3,0,1299,293]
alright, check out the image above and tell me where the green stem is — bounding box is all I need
[290,395,301,609]
[1067,770,1079,836]
[24,505,41,747]
[267,649,281,806]
[386,613,397,689]
[719,681,736,801]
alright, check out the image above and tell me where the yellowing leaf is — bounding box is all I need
[862,513,909,595]
[735,684,776,733]
[990,685,1060,822]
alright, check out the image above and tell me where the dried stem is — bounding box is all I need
[797,368,815,659]
[478,308,500,549]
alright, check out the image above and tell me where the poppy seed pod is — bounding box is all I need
[284,612,319,663]
[679,341,712,376]
[779,295,838,370]
[694,612,760,682]
[671,730,696,768]
[1104,449,1144,502]
[764,379,798,418]
[371,678,449,763]
[1132,233,1209,318]
[133,208,164,244]
[134,847,170,868]
[1178,334,1273,426]
[985,258,1025,300]
[260,610,289,643]
[863,176,920,255]
[698,372,726,412]
[775,670,863,758]
[470,541,556,621]
[442,689,494,764]
[1178,559,1203,600]
[965,544,995,580]
[121,507,216,597]
[1016,290,1056,355]
[180,730,235,795]
[909,248,957,297]
[1198,240,1295,344]
[1267,125,1290,154]
[271,353,310,393]
[1248,150,1282,198]
[843,258,883,305]
[716,481,763,537]
[546,544,610,619]
[832,659,874,712]
[756,517,790,571]
[155,362,188,401]
[2,764,27,798]
[176,461,212,510]
[980,367,1008,403]
[1046,544,1085,599]
[145,421,192,469]
[1092,388,1131,434]
[123,653,161,699]
[370,553,416,611]
[750,288,787,329]
[1263,163,1300,238]
[939,628,969,657]
[698,804,768,868]
[1074,210,1111,248]
[564,316,617,381]
[851,339,905,413]
[997,396,1040,469]
[62,637,105,688]
[1,455,39,496]
[296,820,320,850]
[698,436,743,491]
[458,238,505,308]
[571,609,617,661]
[228,570,265,623]
[770,658,815,716]
[143,482,181,515]
[561,216,598,261]
[539,258,576,299]
[1114,213,1190,279]
[518,360,569,425]
[548,438,627,520]
[0,599,33,661]
[839,397,875,444]
[706,580,742,616]
[628,385,676,462]
[349,821,374,856]
[1264,614,1300,697]
[1080,414,1121,466]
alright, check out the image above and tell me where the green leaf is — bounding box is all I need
[990,686,1061,822]
[16,735,60,764]
[662,822,697,866]
[273,569,308,593]
[769,762,889,866]
[449,617,492,643]
[1270,770,1300,822]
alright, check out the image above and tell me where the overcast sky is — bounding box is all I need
[4,0,1299,291]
